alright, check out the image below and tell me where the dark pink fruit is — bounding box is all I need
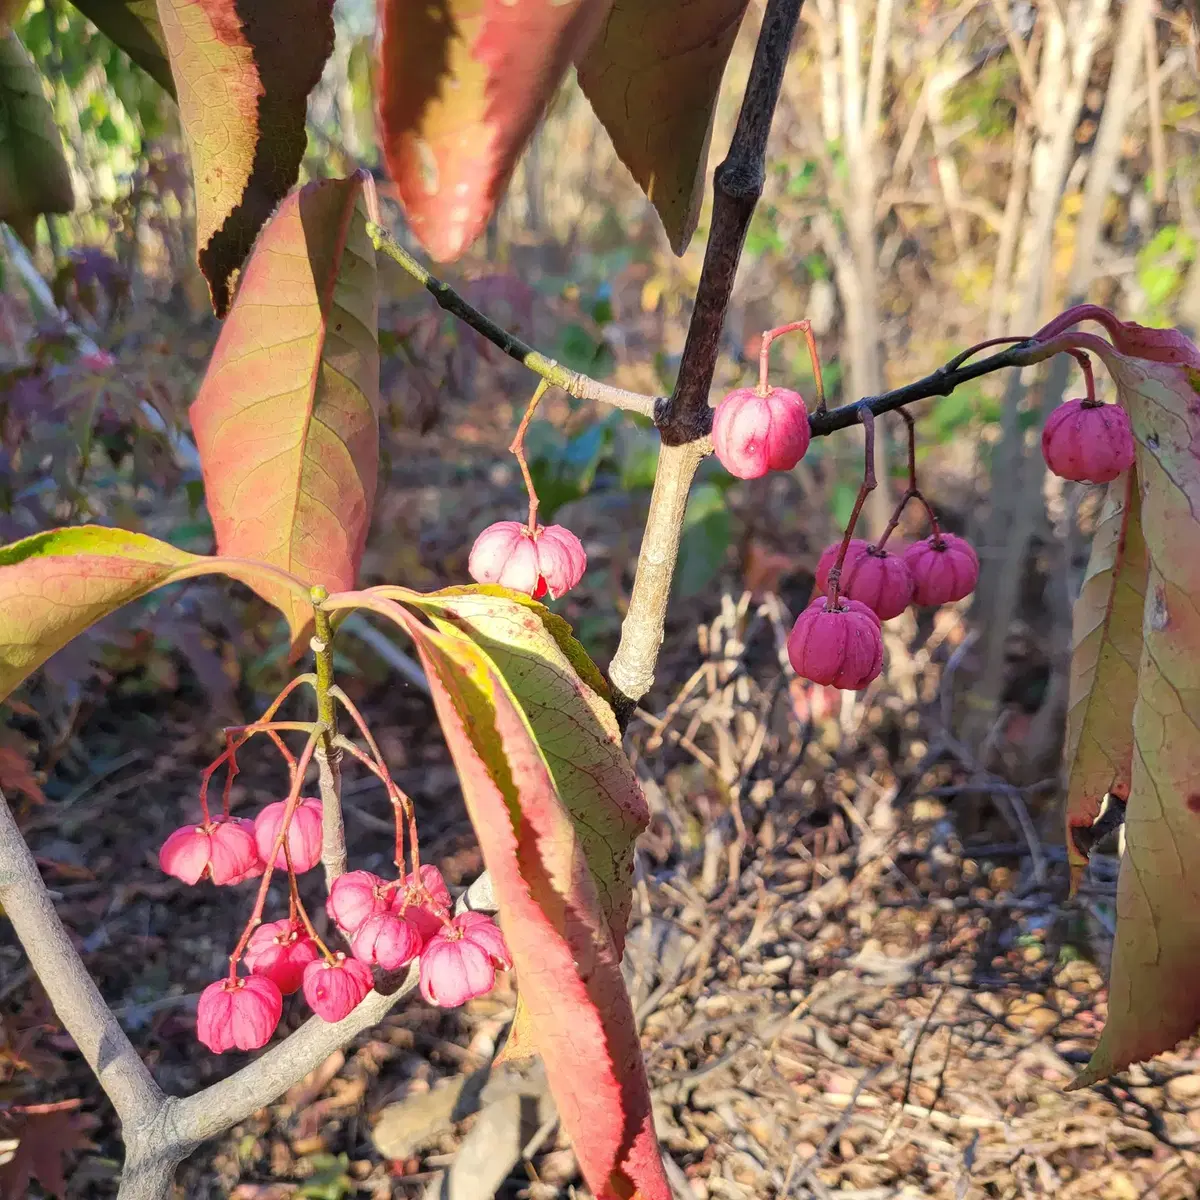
[712,386,811,479]
[419,912,512,1008]
[902,533,979,606]
[351,913,422,970]
[786,597,883,690]
[326,870,390,934]
[814,539,914,621]
[253,796,323,873]
[196,975,282,1053]
[303,954,373,1022]
[243,919,320,994]
[1041,398,1135,484]
[468,521,586,599]
[159,817,263,886]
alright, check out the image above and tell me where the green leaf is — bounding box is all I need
[0,526,311,702]
[0,30,73,243]
[676,482,731,598]
[576,0,749,254]
[68,0,175,95]
[189,175,380,649]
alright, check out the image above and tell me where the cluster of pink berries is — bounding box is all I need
[160,798,510,1055]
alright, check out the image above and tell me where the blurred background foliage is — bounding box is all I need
[0,0,1198,779]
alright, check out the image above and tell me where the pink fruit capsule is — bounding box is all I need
[902,533,979,607]
[159,817,263,887]
[243,919,320,995]
[351,912,422,970]
[419,912,511,1008]
[392,864,452,942]
[326,870,391,934]
[303,954,373,1022]
[253,796,323,873]
[1041,398,1135,484]
[814,539,915,621]
[712,386,811,479]
[786,597,883,691]
[468,520,586,599]
[196,975,282,1053]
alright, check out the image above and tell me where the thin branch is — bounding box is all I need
[806,339,1037,436]
[160,971,420,1152]
[608,0,804,719]
[366,222,660,420]
[310,587,347,886]
[0,791,164,1131]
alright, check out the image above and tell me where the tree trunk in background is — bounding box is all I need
[962,0,1112,752]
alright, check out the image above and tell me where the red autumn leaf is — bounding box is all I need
[577,0,750,253]
[336,591,668,1200]
[0,1102,96,1200]
[155,0,335,313]
[0,745,44,805]
[189,175,380,646]
[377,0,608,261]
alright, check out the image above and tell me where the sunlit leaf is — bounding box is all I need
[189,174,380,647]
[69,0,175,95]
[376,0,608,261]
[156,0,335,313]
[0,526,311,703]
[0,0,29,33]
[1063,471,1146,891]
[330,590,667,1199]
[0,30,73,244]
[577,0,750,252]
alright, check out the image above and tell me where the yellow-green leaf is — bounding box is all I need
[0,31,73,244]
[157,0,334,314]
[1064,471,1147,892]
[577,0,750,254]
[0,526,311,702]
[189,175,380,648]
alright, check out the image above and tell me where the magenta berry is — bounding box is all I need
[419,912,511,1008]
[253,796,323,873]
[159,817,262,887]
[468,520,586,599]
[243,919,320,994]
[903,533,979,606]
[303,954,373,1022]
[712,386,811,479]
[351,913,422,970]
[393,864,452,941]
[787,597,883,690]
[1041,398,1134,484]
[815,539,914,621]
[326,870,390,934]
[196,975,282,1053]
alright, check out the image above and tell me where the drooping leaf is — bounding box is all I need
[376,0,608,261]
[69,0,175,95]
[336,591,667,1200]
[1063,471,1146,891]
[1040,335,1200,1087]
[0,526,311,702]
[0,31,73,245]
[577,0,750,253]
[392,584,648,1063]
[189,175,380,646]
[156,0,335,313]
